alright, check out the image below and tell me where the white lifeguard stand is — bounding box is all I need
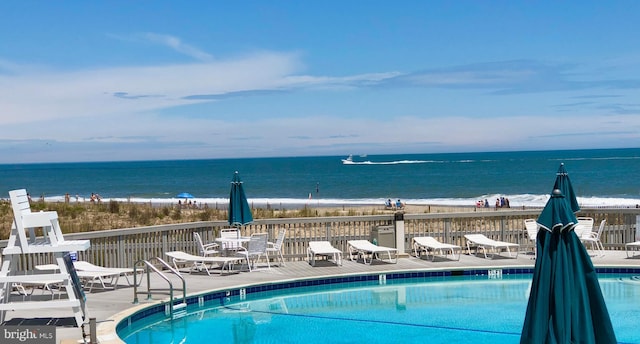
[0,189,90,327]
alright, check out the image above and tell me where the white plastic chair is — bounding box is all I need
[194,232,219,256]
[236,233,270,271]
[524,219,539,258]
[267,229,286,266]
[581,219,606,256]
[575,217,594,239]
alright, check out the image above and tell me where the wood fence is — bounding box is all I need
[2,208,638,269]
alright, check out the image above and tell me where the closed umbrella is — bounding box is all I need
[228,171,253,227]
[520,189,616,343]
[553,163,580,213]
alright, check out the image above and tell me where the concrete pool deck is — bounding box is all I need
[3,249,640,343]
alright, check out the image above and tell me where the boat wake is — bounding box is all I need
[341,155,433,165]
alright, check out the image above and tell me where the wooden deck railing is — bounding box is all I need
[2,208,638,269]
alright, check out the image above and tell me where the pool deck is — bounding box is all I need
[4,249,640,343]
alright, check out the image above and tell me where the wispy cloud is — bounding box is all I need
[109,32,214,62]
[385,60,640,95]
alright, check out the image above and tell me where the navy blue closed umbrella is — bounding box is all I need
[520,189,616,343]
[228,171,253,227]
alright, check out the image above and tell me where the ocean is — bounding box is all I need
[1,148,639,208]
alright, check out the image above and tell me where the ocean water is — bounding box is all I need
[1,148,639,208]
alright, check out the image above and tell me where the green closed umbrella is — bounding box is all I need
[520,189,616,343]
[228,171,253,227]
[553,163,580,213]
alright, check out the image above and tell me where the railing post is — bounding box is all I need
[117,235,125,268]
[394,212,408,256]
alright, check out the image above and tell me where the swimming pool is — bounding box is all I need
[118,271,640,344]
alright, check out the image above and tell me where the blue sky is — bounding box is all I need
[1,1,639,163]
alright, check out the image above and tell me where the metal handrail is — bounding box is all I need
[132,257,186,318]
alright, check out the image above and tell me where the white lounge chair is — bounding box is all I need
[464,234,519,259]
[307,241,343,266]
[412,236,461,261]
[625,241,640,258]
[38,263,124,293]
[267,229,286,267]
[347,240,397,264]
[580,219,606,256]
[165,251,245,276]
[73,261,142,287]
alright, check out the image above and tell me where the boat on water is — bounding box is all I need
[341,155,354,164]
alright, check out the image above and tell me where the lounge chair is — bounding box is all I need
[580,219,606,256]
[72,261,142,287]
[165,251,246,276]
[267,229,286,266]
[307,241,343,266]
[625,241,640,258]
[412,236,461,261]
[38,263,125,293]
[347,240,397,264]
[464,234,519,259]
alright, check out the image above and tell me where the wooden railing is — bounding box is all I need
[2,208,638,269]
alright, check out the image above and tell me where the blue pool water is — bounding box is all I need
[119,274,640,344]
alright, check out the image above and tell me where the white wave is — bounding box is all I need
[39,194,640,209]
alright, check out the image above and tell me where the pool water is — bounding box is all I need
[119,274,640,344]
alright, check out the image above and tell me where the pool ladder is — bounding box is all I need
[133,257,187,319]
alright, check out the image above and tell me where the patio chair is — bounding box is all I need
[165,251,246,276]
[219,228,243,252]
[464,234,519,259]
[347,240,397,264]
[575,217,594,238]
[236,233,270,271]
[267,229,286,266]
[412,236,461,261]
[194,232,219,256]
[307,241,343,266]
[580,219,606,256]
[524,219,539,258]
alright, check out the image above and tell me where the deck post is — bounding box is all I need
[394,212,409,257]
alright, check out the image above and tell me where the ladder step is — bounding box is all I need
[172,302,187,319]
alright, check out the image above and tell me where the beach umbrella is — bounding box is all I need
[553,163,580,213]
[520,189,616,344]
[176,192,194,199]
[228,171,253,227]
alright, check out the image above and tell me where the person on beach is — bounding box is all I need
[385,199,392,208]
[396,199,405,209]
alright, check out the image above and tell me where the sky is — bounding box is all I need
[1,1,639,163]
